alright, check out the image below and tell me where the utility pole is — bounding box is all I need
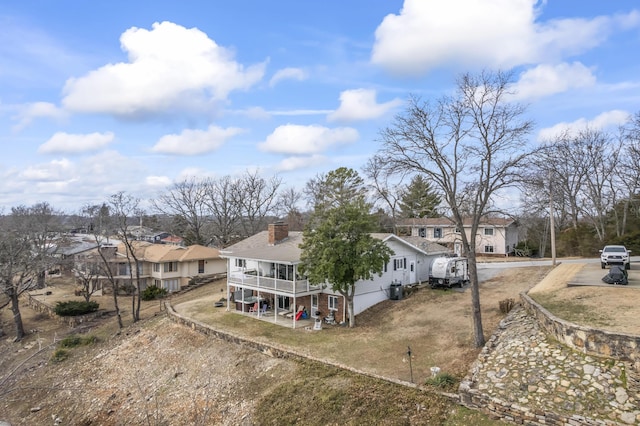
[549,172,557,266]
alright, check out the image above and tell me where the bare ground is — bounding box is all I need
[1,262,637,425]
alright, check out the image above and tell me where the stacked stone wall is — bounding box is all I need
[521,292,640,372]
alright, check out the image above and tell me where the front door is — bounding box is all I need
[409,261,416,284]
[311,294,318,318]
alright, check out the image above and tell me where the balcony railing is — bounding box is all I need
[228,271,321,294]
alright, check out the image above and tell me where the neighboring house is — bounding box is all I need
[74,241,225,294]
[396,216,519,256]
[124,225,184,246]
[220,222,449,328]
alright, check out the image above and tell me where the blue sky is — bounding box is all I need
[1,0,639,212]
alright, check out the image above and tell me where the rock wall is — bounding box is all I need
[521,292,640,372]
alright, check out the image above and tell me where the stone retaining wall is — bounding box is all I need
[27,294,106,328]
[458,308,619,426]
[521,292,640,372]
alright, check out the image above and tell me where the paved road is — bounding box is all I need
[477,256,640,287]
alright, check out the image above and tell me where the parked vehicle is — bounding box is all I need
[429,256,469,288]
[599,245,631,270]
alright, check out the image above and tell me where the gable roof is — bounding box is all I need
[117,241,220,262]
[220,231,304,264]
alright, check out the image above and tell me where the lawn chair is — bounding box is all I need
[248,302,259,313]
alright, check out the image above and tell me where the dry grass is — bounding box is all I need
[177,266,552,382]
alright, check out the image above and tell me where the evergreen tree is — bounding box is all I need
[398,175,442,218]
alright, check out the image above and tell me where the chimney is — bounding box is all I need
[268,221,289,245]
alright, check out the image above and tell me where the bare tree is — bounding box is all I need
[234,170,282,237]
[152,178,213,246]
[109,191,145,322]
[73,252,102,303]
[276,186,306,231]
[616,112,640,236]
[362,156,406,233]
[577,128,619,242]
[374,71,534,347]
[0,203,61,341]
[82,204,124,329]
[202,175,242,247]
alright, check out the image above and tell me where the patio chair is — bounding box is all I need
[261,304,268,315]
[248,302,259,313]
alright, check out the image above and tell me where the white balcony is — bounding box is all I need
[228,271,321,295]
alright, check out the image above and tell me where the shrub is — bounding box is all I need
[425,372,457,390]
[59,334,98,348]
[141,285,168,301]
[51,348,69,363]
[499,298,516,314]
[54,300,99,316]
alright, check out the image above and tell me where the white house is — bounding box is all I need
[219,222,449,327]
[395,216,519,256]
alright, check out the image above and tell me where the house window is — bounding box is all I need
[153,263,160,272]
[118,263,128,276]
[163,261,178,272]
[198,259,205,274]
[484,245,494,253]
[393,258,406,271]
[484,228,494,236]
[235,259,246,268]
[418,228,426,238]
[154,279,161,287]
[328,295,338,311]
[384,262,388,273]
[433,227,442,238]
[162,279,179,292]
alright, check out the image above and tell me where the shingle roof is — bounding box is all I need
[117,241,220,262]
[220,231,303,264]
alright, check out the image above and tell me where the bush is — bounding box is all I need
[54,300,99,316]
[141,285,168,301]
[499,298,516,314]
[425,372,457,390]
[51,348,69,363]
[58,334,98,348]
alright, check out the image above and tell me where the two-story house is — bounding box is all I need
[220,222,448,328]
[395,216,519,256]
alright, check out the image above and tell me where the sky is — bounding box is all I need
[1,0,639,213]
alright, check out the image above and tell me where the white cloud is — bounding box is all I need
[259,124,359,155]
[21,158,73,181]
[13,102,68,131]
[327,89,402,122]
[275,155,327,171]
[151,125,245,155]
[269,67,308,87]
[511,62,597,100]
[537,110,631,141]
[371,0,639,75]
[38,131,115,154]
[145,175,172,187]
[62,21,266,117]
